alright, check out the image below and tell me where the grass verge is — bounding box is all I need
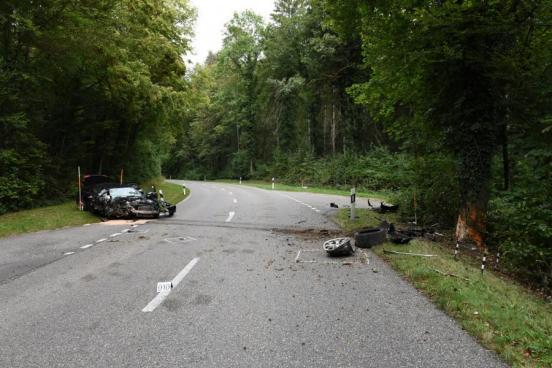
[0,202,99,238]
[142,178,188,205]
[216,179,390,201]
[0,180,189,239]
[337,208,552,368]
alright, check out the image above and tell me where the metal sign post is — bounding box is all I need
[350,187,356,220]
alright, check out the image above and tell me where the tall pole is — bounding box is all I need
[77,166,82,211]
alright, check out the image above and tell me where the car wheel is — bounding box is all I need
[354,228,387,248]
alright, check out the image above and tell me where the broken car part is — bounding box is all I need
[354,228,387,248]
[323,238,354,257]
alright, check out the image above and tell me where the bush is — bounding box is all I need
[488,154,552,289]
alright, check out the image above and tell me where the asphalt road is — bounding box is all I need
[0,181,507,368]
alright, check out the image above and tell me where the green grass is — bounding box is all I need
[334,207,400,233]
[0,202,100,238]
[0,180,189,239]
[337,208,552,368]
[142,178,188,205]
[216,179,391,201]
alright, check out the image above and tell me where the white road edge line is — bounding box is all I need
[225,211,235,222]
[80,244,93,249]
[142,257,200,313]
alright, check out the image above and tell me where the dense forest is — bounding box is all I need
[1,1,550,287]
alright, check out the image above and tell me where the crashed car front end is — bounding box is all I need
[106,197,160,219]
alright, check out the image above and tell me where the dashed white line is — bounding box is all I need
[233,198,238,204]
[142,257,200,313]
[281,194,321,214]
[96,238,108,243]
[110,233,122,238]
[80,244,94,249]
[225,211,235,222]
[121,229,130,233]
[229,191,233,195]
[64,252,75,255]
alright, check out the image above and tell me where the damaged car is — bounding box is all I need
[90,184,176,219]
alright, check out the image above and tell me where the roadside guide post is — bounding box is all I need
[182,184,186,196]
[350,187,356,220]
[240,176,242,185]
[272,177,275,190]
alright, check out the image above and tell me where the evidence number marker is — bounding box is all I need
[142,257,200,312]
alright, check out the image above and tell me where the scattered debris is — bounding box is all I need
[355,228,386,248]
[390,236,412,244]
[383,250,437,257]
[367,199,399,213]
[323,238,354,257]
[431,268,470,281]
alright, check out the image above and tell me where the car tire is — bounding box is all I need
[354,228,387,248]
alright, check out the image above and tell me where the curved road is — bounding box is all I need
[0,181,506,367]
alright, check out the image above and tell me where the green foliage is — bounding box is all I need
[488,151,552,288]
[0,0,195,212]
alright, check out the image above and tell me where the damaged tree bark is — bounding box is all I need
[456,201,487,250]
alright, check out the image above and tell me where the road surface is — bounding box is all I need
[0,181,506,367]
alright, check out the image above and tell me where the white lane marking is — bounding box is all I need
[142,257,200,313]
[225,211,235,222]
[121,229,130,233]
[64,252,75,255]
[229,192,233,195]
[294,250,302,263]
[233,198,238,204]
[80,244,94,249]
[96,238,107,243]
[281,194,321,213]
[110,233,122,238]
[221,188,226,191]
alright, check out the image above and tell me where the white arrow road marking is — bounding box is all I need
[225,211,235,222]
[142,257,200,313]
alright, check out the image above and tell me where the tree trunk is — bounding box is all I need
[456,201,487,250]
[502,125,511,191]
[331,102,336,156]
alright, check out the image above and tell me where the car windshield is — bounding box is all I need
[109,187,143,198]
